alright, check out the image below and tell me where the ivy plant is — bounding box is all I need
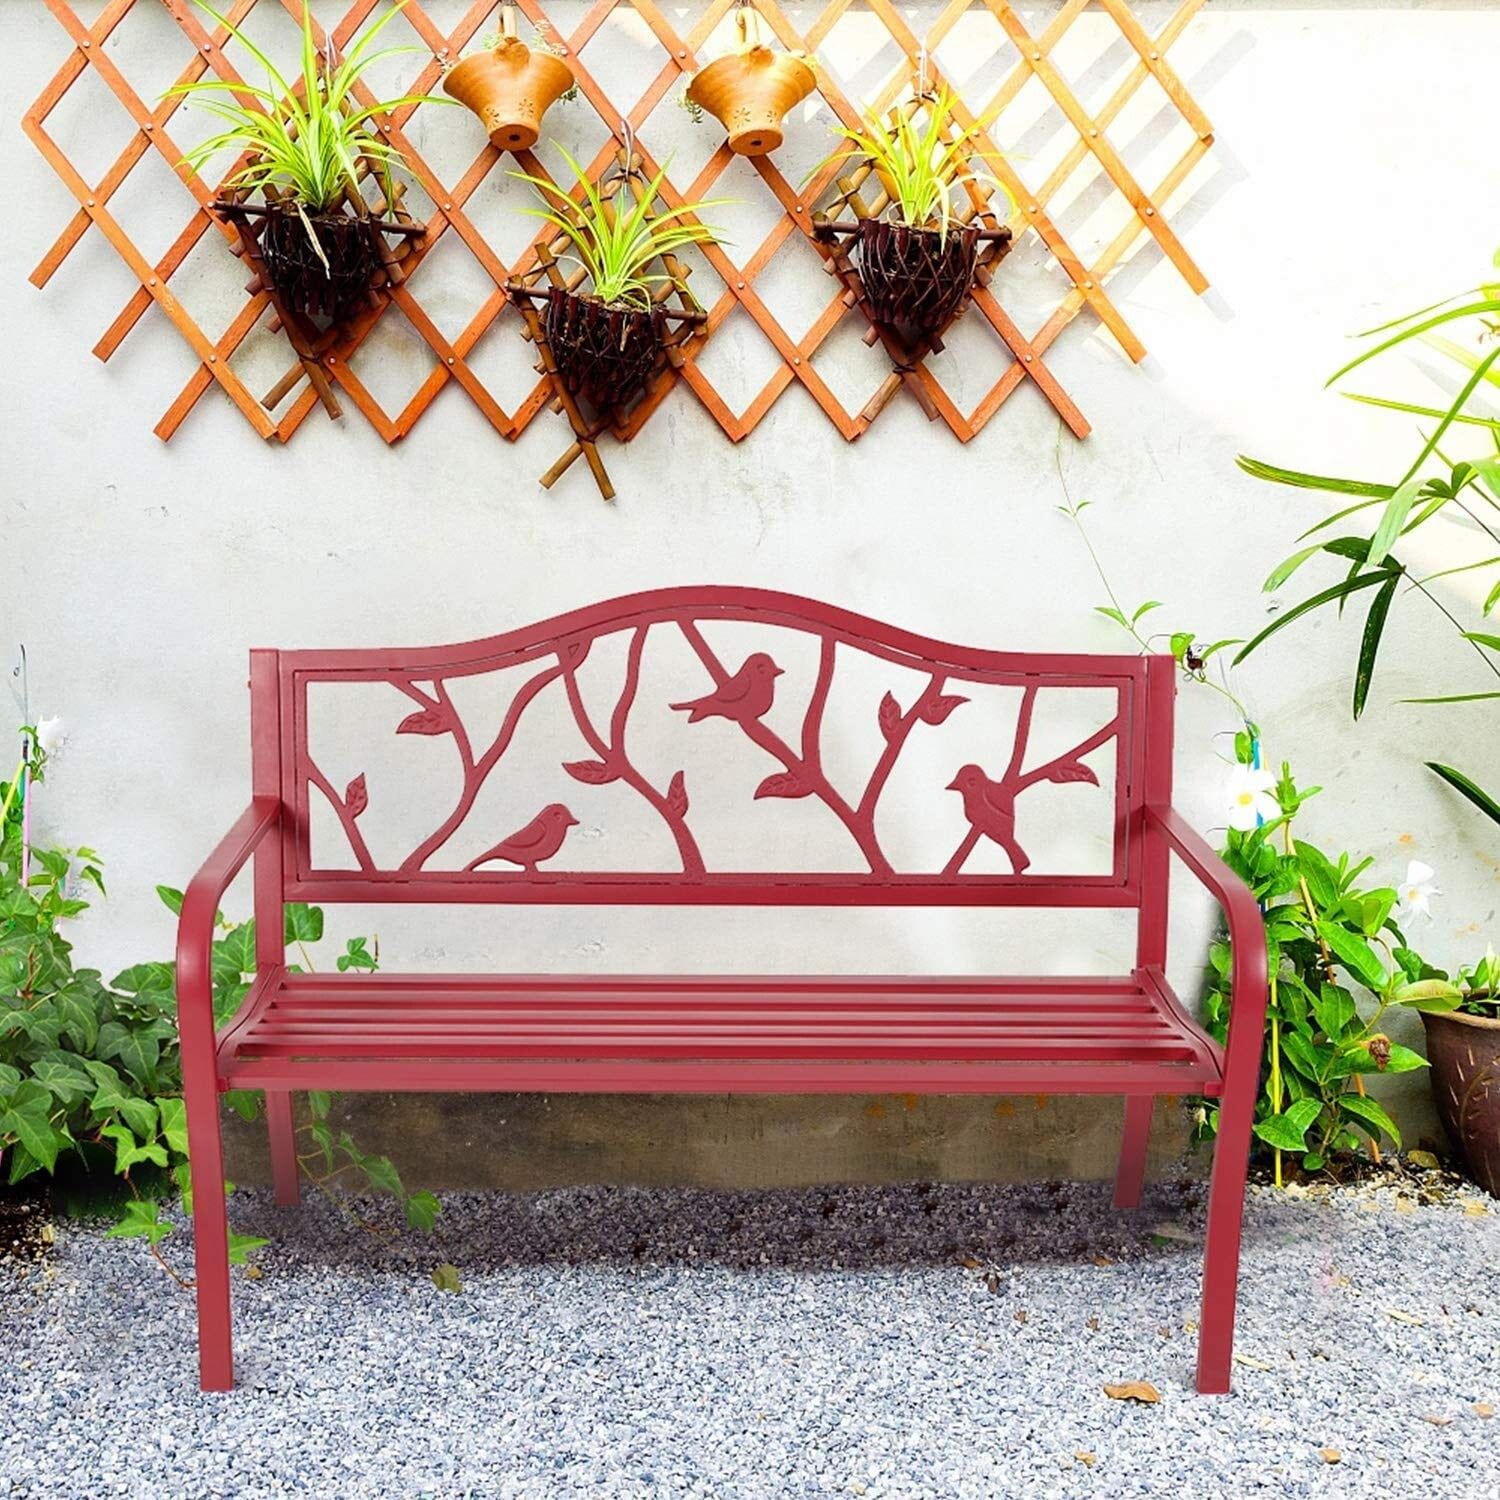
[1,787,437,1275]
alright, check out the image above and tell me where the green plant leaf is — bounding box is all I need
[1236,455,1393,499]
[224,1089,261,1122]
[1263,544,1326,592]
[1426,762,1500,827]
[1353,567,1398,722]
[1232,570,1394,665]
[1280,1029,1331,1084]
[431,1262,462,1293]
[1253,1098,1324,1152]
[1392,978,1463,1012]
[157,1096,189,1156]
[106,1199,175,1247]
[228,1232,269,1266]
[404,1190,441,1231]
[284,902,325,945]
[360,1153,403,1197]
[100,1122,168,1175]
[1312,984,1356,1039]
[1366,477,1426,567]
[0,1100,62,1173]
[1337,1094,1402,1150]
[1315,920,1389,992]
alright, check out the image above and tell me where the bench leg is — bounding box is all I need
[266,1090,300,1207]
[1112,1095,1153,1209]
[1195,1108,1254,1394]
[184,1085,234,1391]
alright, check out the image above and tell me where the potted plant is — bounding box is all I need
[1422,947,1500,1196]
[443,5,577,153]
[508,147,726,411]
[811,88,1011,347]
[685,6,817,157]
[169,1,441,323]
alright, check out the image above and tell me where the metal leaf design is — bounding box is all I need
[667,770,688,818]
[755,771,811,800]
[396,707,449,736]
[878,691,901,740]
[918,693,968,725]
[344,774,368,818]
[563,759,619,785]
[1047,760,1099,786]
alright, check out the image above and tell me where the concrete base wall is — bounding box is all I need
[223,1092,1199,1191]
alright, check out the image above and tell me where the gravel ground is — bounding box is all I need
[2,1175,1497,1499]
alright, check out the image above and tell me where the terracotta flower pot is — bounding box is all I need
[854,217,980,345]
[687,44,816,156]
[543,287,664,411]
[258,200,383,322]
[1422,1006,1500,1197]
[443,36,574,152]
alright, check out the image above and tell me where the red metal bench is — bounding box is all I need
[177,587,1266,1392]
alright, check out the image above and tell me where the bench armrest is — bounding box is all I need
[175,797,281,1066]
[1144,804,1268,1097]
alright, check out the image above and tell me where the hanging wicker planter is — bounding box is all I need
[542,288,665,411]
[854,218,981,347]
[255,200,388,323]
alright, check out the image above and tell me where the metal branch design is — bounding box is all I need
[295,607,1121,881]
[676,620,894,875]
[394,657,572,872]
[559,625,705,875]
[306,764,374,872]
[944,684,1119,875]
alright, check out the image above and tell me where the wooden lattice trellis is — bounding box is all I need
[23,0,1216,469]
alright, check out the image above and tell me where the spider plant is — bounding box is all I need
[168,0,441,231]
[510,145,728,310]
[811,87,1011,240]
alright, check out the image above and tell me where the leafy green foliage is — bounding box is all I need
[1454,945,1500,1019]
[1,793,437,1273]
[810,87,1012,238]
[168,0,443,215]
[510,145,728,309]
[1237,248,1500,826]
[1199,752,1457,1172]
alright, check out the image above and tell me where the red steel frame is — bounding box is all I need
[176,587,1266,1393]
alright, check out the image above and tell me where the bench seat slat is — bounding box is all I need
[220,971,1220,1080]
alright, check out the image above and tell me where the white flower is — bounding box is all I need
[1225,764,1279,831]
[1398,860,1439,920]
[34,717,66,755]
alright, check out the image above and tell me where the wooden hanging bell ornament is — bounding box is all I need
[686,7,816,156]
[443,7,575,152]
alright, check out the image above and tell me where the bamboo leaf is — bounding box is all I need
[1353,572,1399,719]
[1232,571,1394,665]
[1236,455,1393,499]
[1426,762,1500,826]
[1367,477,1426,566]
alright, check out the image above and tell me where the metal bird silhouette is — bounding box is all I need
[670,652,784,724]
[947,765,1032,875]
[466,803,579,873]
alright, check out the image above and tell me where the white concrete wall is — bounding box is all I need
[5,0,1499,1141]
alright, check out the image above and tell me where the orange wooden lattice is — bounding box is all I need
[23,0,1216,464]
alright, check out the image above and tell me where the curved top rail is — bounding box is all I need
[276,586,1150,683]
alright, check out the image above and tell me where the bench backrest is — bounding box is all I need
[250,588,1174,911]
